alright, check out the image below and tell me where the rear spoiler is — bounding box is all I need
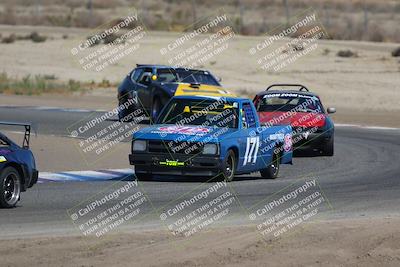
[266,84,309,92]
[0,121,31,149]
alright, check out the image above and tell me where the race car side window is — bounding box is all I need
[0,136,9,146]
[243,103,257,128]
[137,68,153,85]
[131,68,143,83]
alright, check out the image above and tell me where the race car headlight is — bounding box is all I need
[132,140,147,152]
[202,143,218,155]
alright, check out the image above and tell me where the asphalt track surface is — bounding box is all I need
[0,106,399,238]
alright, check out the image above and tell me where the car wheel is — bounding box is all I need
[151,97,161,122]
[322,136,334,156]
[220,150,236,182]
[260,150,280,179]
[0,167,21,208]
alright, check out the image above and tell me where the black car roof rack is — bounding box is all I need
[265,84,309,92]
[0,121,31,149]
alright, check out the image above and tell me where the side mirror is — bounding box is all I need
[327,107,336,114]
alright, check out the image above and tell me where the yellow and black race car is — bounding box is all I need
[117,64,236,122]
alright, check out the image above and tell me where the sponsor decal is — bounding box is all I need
[159,159,185,167]
[157,126,210,135]
[269,133,285,140]
[263,93,317,99]
[284,134,293,152]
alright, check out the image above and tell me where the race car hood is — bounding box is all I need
[154,82,236,98]
[258,111,326,128]
[133,124,237,143]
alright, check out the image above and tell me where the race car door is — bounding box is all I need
[135,67,153,110]
[237,102,261,173]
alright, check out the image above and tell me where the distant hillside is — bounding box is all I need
[0,0,399,42]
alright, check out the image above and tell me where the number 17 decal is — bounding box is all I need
[243,136,259,166]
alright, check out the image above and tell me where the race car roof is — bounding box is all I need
[173,94,249,103]
[135,64,210,73]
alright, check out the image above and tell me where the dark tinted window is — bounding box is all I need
[131,68,143,82]
[137,68,153,85]
[156,69,220,86]
[242,103,257,128]
[0,136,9,146]
[159,98,238,128]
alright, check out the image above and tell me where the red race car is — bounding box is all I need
[253,84,336,156]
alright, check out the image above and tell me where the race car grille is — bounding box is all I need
[148,140,204,155]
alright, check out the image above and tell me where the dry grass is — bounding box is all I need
[0,72,117,95]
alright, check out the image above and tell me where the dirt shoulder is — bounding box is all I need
[1,217,399,267]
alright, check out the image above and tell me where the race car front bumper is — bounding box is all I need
[292,131,331,150]
[129,153,223,177]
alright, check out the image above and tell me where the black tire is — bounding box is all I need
[322,136,334,156]
[260,150,280,179]
[219,150,236,182]
[0,167,21,208]
[135,172,153,181]
[151,97,161,123]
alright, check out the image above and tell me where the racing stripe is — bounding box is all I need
[174,83,237,97]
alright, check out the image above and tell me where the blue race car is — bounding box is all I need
[0,122,38,208]
[129,95,293,181]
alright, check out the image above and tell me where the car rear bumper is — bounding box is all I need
[129,153,222,176]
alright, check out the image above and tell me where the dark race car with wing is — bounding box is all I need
[117,64,227,121]
[253,84,336,156]
[0,122,38,208]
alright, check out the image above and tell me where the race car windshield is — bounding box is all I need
[0,137,9,147]
[156,69,220,86]
[158,99,238,128]
[256,94,323,113]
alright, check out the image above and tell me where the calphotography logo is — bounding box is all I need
[248,178,332,243]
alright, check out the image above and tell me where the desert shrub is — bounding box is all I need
[103,33,122,44]
[337,50,358,58]
[322,48,331,55]
[392,47,400,57]
[0,73,85,95]
[67,79,81,92]
[1,34,16,44]
[30,32,47,43]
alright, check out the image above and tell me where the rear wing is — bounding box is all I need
[265,84,309,92]
[0,121,31,149]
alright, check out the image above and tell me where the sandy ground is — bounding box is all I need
[0,25,400,127]
[1,25,400,266]
[1,217,399,267]
[3,131,130,172]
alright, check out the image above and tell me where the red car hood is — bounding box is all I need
[258,111,326,127]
